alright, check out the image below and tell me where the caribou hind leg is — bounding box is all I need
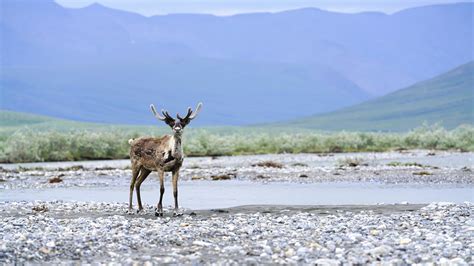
[128,165,141,212]
[135,168,152,212]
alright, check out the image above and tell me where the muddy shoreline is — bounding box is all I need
[0,201,427,219]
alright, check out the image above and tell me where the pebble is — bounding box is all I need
[366,245,393,256]
[314,258,341,265]
[399,238,412,245]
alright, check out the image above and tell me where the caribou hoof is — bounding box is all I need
[155,209,163,217]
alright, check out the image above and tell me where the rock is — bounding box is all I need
[48,176,63,183]
[449,258,467,266]
[438,258,450,265]
[369,229,380,236]
[365,245,393,256]
[192,240,211,247]
[284,248,295,257]
[296,247,309,256]
[314,258,340,265]
[46,241,55,248]
[262,245,272,254]
[399,238,412,245]
[39,247,50,254]
[347,233,363,241]
[222,245,243,254]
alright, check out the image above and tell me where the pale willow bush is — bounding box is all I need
[1,129,134,162]
[0,125,472,163]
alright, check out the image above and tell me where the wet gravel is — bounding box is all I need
[0,201,472,264]
[1,151,473,190]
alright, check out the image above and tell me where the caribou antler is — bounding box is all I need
[189,102,202,120]
[176,108,192,121]
[177,102,202,123]
[150,104,175,124]
[150,104,164,120]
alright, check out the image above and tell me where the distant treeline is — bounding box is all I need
[0,125,472,163]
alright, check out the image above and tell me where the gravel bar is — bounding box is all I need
[0,201,472,264]
[1,151,473,190]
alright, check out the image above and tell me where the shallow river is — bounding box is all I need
[1,181,472,209]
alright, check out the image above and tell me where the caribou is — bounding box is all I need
[128,102,202,216]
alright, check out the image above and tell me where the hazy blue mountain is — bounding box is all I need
[282,61,474,131]
[0,0,472,125]
[1,59,368,125]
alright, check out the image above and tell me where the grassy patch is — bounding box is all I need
[412,171,433,176]
[387,162,425,167]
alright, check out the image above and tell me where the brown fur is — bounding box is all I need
[128,135,183,216]
[130,136,183,172]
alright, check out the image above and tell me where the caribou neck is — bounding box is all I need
[170,133,183,158]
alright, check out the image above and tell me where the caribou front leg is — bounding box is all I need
[172,169,182,216]
[155,170,165,217]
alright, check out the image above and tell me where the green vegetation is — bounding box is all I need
[387,162,424,167]
[0,121,472,163]
[283,61,474,131]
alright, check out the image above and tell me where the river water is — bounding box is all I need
[1,180,472,209]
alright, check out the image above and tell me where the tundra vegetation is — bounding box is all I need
[0,124,472,163]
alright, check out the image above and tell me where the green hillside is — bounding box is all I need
[0,110,303,135]
[0,109,166,135]
[0,110,57,127]
[284,61,474,131]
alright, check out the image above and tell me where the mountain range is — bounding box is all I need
[284,61,474,131]
[0,0,472,125]
[2,61,473,131]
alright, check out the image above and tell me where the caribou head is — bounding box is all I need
[150,102,202,134]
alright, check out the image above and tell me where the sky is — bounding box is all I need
[55,0,470,16]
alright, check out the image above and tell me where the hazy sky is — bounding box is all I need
[55,0,470,16]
